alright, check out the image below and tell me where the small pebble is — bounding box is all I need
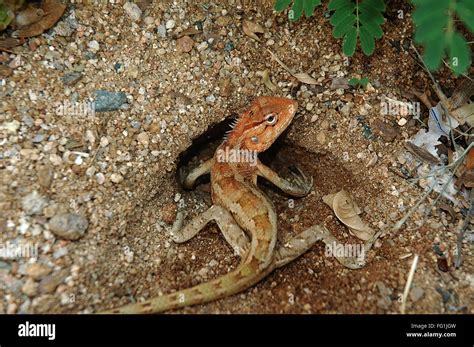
[22,191,47,216]
[398,118,407,126]
[62,72,82,86]
[165,19,175,29]
[123,1,142,22]
[21,278,39,297]
[110,173,123,184]
[87,40,100,52]
[25,263,52,280]
[156,25,166,37]
[96,173,105,184]
[48,213,88,240]
[94,90,127,112]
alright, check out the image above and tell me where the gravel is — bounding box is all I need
[48,213,89,240]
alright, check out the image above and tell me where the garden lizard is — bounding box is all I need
[102,96,360,314]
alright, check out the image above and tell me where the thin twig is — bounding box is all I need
[394,142,473,231]
[400,254,419,314]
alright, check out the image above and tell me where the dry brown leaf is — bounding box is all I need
[267,49,318,85]
[257,70,279,93]
[451,103,474,127]
[0,37,25,49]
[438,201,456,220]
[404,142,441,165]
[0,64,13,78]
[176,27,201,39]
[15,6,44,26]
[293,72,318,85]
[242,20,264,42]
[466,148,474,170]
[13,0,66,38]
[323,190,375,241]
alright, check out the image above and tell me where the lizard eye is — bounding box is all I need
[265,114,277,125]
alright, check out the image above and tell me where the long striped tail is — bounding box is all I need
[100,258,271,314]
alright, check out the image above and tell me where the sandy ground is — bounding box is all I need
[0,0,472,314]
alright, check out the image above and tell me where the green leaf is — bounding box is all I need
[360,19,383,39]
[289,0,304,21]
[0,3,13,30]
[303,0,316,17]
[358,2,385,24]
[274,0,293,12]
[364,0,385,11]
[359,11,385,26]
[414,23,446,44]
[423,38,445,71]
[328,0,351,11]
[359,77,369,87]
[343,27,357,56]
[455,2,474,33]
[348,78,360,86]
[412,8,448,27]
[330,6,355,26]
[359,26,375,55]
[448,32,471,75]
[333,13,356,38]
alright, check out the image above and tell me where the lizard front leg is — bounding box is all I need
[181,158,214,189]
[257,161,313,197]
[171,205,249,256]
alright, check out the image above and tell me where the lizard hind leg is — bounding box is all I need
[171,205,250,256]
[273,224,372,270]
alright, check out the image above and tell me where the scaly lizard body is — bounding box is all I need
[102,96,358,314]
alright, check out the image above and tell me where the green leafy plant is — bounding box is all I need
[274,0,322,22]
[348,77,369,88]
[329,0,385,56]
[273,0,472,75]
[0,3,14,31]
[412,0,473,75]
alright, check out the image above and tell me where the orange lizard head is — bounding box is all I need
[227,96,298,152]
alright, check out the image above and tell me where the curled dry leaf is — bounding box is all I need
[13,0,66,38]
[256,70,279,93]
[242,19,264,42]
[323,190,375,241]
[176,26,201,39]
[267,49,318,85]
[0,64,13,78]
[466,148,474,170]
[0,37,25,49]
[15,6,44,26]
[404,142,440,165]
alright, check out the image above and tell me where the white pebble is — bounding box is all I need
[165,19,175,29]
[123,2,142,22]
[110,173,123,184]
[398,118,407,126]
[95,173,105,184]
[87,40,100,52]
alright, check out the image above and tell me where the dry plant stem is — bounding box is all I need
[455,189,474,268]
[410,43,450,109]
[394,142,473,231]
[400,254,419,314]
[410,43,462,152]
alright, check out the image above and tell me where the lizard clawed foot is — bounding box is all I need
[286,165,313,197]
